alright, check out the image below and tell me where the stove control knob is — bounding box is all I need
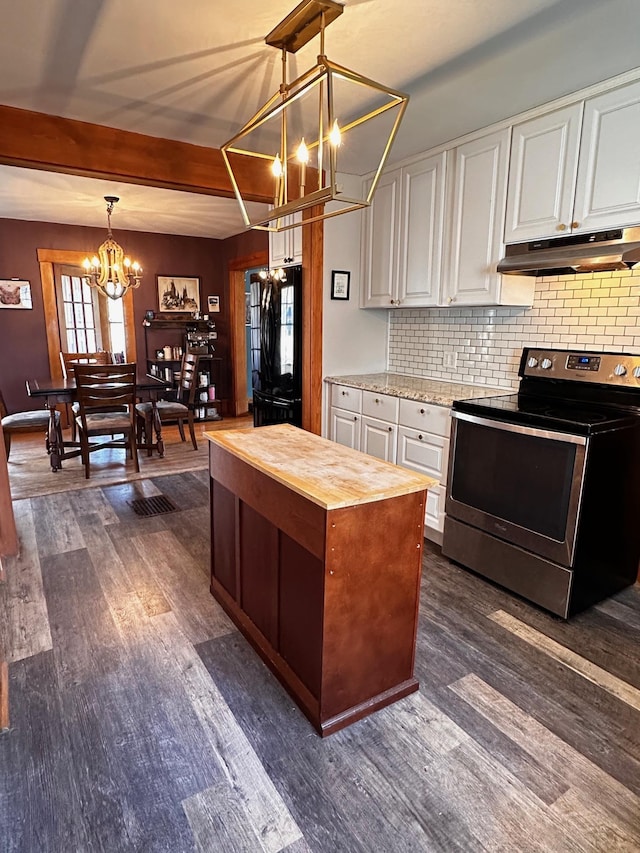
[540,358,553,370]
[527,356,539,369]
[614,363,627,377]
[633,366,640,379]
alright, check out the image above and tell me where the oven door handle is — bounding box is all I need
[451,411,587,446]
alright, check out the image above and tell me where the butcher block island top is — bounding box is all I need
[205,423,435,736]
[204,423,436,508]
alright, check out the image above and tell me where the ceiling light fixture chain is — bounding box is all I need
[82,196,143,301]
[221,0,409,232]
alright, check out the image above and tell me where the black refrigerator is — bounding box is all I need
[250,264,302,427]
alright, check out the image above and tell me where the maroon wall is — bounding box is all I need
[0,217,266,412]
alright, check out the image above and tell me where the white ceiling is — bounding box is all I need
[1,0,639,239]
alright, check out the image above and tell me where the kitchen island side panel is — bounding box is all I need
[321,492,425,722]
[210,480,237,599]
[239,502,279,646]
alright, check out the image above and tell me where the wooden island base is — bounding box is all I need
[206,424,435,736]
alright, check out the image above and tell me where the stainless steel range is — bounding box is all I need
[443,348,640,618]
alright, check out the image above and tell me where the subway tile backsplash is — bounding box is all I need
[388,270,640,389]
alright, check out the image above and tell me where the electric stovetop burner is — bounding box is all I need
[452,347,640,435]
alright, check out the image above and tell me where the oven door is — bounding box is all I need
[446,411,588,567]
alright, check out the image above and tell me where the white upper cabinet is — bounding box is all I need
[361,153,446,308]
[505,104,583,243]
[361,169,401,307]
[397,153,446,307]
[444,129,534,307]
[505,78,640,242]
[573,80,640,233]
[269,212,303,267]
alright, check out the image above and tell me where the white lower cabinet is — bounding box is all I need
[329,384,451,542]
[396,427,449,482]
[331,407,361,451]
[361,416,397,462]
[329,384,362,451]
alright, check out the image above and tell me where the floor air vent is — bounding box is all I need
[128,495,178,517]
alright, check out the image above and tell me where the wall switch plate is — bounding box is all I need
[443,352,458,369]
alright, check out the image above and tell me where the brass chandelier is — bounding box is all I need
[221,0,409,232]
[82,196,142,300]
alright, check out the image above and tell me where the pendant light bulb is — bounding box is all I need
[296,138,309,164]
[329,119,341,147]
[272,154,283,178]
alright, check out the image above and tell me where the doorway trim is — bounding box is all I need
[37,248,136,385]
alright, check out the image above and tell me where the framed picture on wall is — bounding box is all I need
[0,279,32,309]
[331,270,350,300]
[157,276,200,313]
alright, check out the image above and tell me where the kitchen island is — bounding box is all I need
[206,423,435,736]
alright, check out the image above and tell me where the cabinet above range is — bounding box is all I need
[505,78,640,243]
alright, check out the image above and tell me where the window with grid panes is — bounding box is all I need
[58,269,125,357]
[61,272,98,353]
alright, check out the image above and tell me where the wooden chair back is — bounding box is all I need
[73,363,138,479]
[175,353,200,408]
[0,390,8,421]
[73,362,137,421]
[60,350,111,379]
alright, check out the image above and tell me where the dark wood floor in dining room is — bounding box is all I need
[1,469,639,852]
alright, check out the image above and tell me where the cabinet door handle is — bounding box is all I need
[418,434,423,440]
[419,408,425,414]
[390,299,396,305]
[341,390,347,395]
[388,426,393,432]
[557,223,567,231]
[446,296,457,304]
[571,221,580,229]
[375,398,380,404]
[354,416,358,421]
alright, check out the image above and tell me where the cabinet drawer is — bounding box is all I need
[397,427,449,481]
[399,398,450,437]
[362,390,399,422]
[330,384,362,414]
[425,484,445,532]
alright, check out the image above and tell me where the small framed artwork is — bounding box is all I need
[208,295,221,313]
[157,276,200,313]
[331,270,350,301]
[0,279,32,309]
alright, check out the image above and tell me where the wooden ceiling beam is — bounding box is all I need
[0,104,273,203]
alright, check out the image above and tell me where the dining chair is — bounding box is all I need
[59,351,113,440]
[0,388,60,460]
[136,353,200,455]
[73,362,139,479]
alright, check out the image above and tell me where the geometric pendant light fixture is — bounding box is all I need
[82,196,143,300]
[221,0,409,232]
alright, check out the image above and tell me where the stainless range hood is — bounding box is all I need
[498,227,640,276]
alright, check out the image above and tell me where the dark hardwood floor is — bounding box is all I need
[1,470,639,852]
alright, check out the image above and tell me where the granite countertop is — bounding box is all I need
[205,424,436,509]
[325,372,512,407]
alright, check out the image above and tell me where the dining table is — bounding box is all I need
[26,372,172,472]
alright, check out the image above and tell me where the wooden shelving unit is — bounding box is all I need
[143,317,225,421]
